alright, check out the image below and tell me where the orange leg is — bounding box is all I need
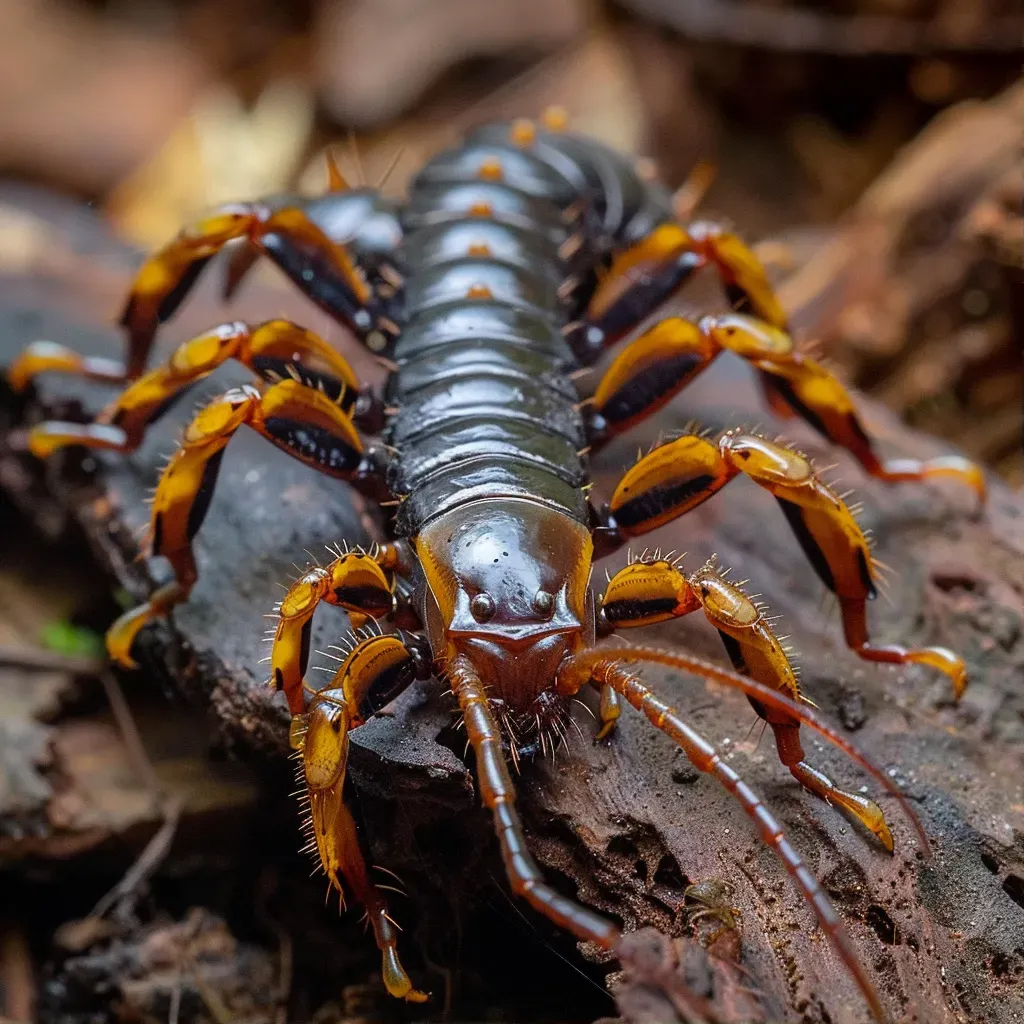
[105,379,382,667]
[23,320,365,458]
[270,547,398,717]
[7,341,128,392]
[575,219,785,361]
[721,324,987,503]
[118,202,379,379]
[583,309,984,501]
[556,650,886,1024]
[593,430,968,698]
[598,556,895,850]
[297,634,429,1001]
[593,682,621,741]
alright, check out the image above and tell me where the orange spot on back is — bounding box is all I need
[468,201,494,218]
[510,119,536,147]
[467,242,492,257]
[541,106,569,132]
[477,159,504,181]
[466,283,493,299]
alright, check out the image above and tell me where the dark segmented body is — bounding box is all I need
[7,115,981,1022]
[382,127,675,538]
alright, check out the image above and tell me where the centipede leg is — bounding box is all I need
[592,682,621,741]
[838,595,967,697]
[298,633,428,1001]
[584,316,717,447]
[23,320,367,459]
[685,221,788,329]
[106,379,383,667]
[700,315,987,502]
[594,430,968,698]
[7,341,129,391]
[106,553,196,667]
[270,547,397,718]
[574,217,785,365]
[772,723,893,851]
[557,652,885,1023]
[597,556,895,850]
[119,202,378,378]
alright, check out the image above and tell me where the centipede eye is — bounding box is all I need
[471,593,496,622]
[532,590,555,618]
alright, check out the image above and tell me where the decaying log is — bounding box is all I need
[1,189,1023,1024]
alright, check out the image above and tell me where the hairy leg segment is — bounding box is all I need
[296,632,432,1001]
[591,429,968,698]
[102,379,385,666]
[597,555,894,850]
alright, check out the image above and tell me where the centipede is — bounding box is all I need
[7,107,986,1022]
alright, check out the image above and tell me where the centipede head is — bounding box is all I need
[416,498,594,723]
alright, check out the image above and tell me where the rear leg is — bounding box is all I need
[598,555,894,850]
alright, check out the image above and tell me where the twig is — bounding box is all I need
[89,796,182,919]
[97,670,161,794]
[88,670,181,918]
[0,645,104,675]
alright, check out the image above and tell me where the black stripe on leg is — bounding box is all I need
[157,255,215,323]
[603,595,678,625]
[263,417,362,475]
[614,473,716,529]
[601,352,705,428]
[775,498,836,594]
[186,448,227,541]
[259,233,373,334]
[355,656,415,721]
[332,585,393,617]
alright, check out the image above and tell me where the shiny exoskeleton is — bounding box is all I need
[8,110,985,1022]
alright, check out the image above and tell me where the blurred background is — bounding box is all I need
[0,0,1020,478]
